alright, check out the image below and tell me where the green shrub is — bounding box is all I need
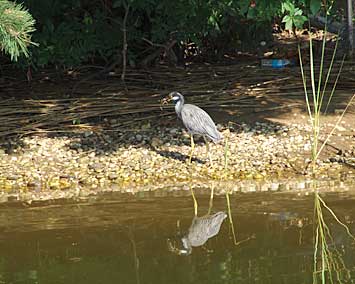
[0,0,36,61]
[17,0,326,68]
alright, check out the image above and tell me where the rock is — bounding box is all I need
[6,175,20,181]
[108,173,118,180]
[84,131,93,137]
[151,137,163,148]
[89,163,104,173]
[169,128,178,134]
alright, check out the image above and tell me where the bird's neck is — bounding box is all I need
[174,99,184,118]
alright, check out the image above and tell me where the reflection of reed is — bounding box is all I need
[226,191,255,246]
[226,192,237,245]
[127,228,140,284]
[313,192,355,283]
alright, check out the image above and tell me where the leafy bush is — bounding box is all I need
[22,0,121,67]
[282,1,308,31]
[17,0,325,68]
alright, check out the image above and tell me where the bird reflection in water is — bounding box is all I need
[168,187,227,255]
[181,211,227,255]
[168,211,227,255]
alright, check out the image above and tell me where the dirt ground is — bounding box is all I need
[1,60,354,158]
[1,58,354,159]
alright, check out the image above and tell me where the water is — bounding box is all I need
[0,188,355,284]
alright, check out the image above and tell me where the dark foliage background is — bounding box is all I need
[17,0,340,69]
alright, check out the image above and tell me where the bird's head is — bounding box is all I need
[161,92,184,105]
[169,92,184,104]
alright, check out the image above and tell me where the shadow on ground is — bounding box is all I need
[0,38,354,157]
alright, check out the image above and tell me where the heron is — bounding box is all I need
[162,91,222,165]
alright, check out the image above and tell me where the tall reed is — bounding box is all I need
[298,27,354,171]
[299,16,355,284]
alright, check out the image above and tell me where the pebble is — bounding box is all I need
[108,173,118,180]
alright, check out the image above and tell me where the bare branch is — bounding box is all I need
[121,1,130,91]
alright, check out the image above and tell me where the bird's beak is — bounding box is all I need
[160,94,173,106]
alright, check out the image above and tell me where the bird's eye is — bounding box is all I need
[173,96,179,101]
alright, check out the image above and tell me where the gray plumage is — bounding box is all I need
[181,211,227,254]
[169,92,222,143]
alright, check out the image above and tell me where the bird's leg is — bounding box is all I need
[203,136,213,166]
[188,134,195,163]
[207,186,214,215]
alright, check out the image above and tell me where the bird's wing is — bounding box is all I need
[187,212,227,246]
[181,104,220,140]
[187,218,209,246]
[205,212,227,238]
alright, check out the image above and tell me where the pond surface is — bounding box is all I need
[0,187,355,284]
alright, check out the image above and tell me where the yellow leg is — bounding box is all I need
[188,135,195,163]
[190,187,198,217]
[207,186,214,215]
[203,136,213,166]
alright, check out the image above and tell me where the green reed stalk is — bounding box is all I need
[224,135,229,170]
[299,27,355,171]
[223,123,231,171]
[299,20,355,283]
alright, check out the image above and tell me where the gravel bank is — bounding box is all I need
[0,121,354,203]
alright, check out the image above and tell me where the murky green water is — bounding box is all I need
[0,188,354,284]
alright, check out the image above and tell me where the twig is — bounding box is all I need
[121,1,130,92]
[140,39,177,67]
